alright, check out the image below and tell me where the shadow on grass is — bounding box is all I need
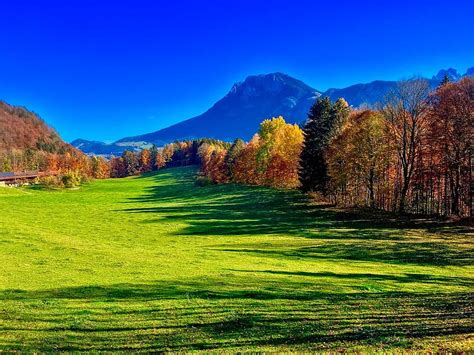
[119,167,473,267]
[216,241,473,266]
[0,278,472,351]
[228,269,474,287]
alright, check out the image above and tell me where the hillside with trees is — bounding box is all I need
[0,101,82,171]
[0,101,110,186]
[0,101,71,153]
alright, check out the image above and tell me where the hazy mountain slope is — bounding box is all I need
[323,80,398,108]
[70,139,141,156]
[323,67,474,107]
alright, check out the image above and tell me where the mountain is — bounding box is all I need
[432,68,461,82]
[324,67,473,108]
[0,101,72,154]
[74,67,473,153]
[70,139,145,156]
[324,80,398,108]
[117,73,321,146]
[463,67,474,77]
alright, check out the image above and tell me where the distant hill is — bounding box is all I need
[116,73,321,146]
[0,100,84,172]
[0,101,73,154]
[324,80,398,108]
[324,67,474,107]
[73,67,473,153]
[70,139,144,156]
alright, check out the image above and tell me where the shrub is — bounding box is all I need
[61,170,83,188]
[195,176,213,187]
[38,170,85,189]
[38,175,64,189]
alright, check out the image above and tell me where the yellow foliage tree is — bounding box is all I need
[257,116,304,188]
[327,110,393,207]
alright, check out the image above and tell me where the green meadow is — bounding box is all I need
[0,166,472,351]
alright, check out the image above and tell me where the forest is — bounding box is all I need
[1,77,472,217]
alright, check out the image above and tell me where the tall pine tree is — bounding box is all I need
[149,145,159,171]
[299,97,349,193]
[439,73,450,87]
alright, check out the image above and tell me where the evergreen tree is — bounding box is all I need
[439,73,450,87]
[299,97,334,193]
[149,145,159,171]
[299,97,349,193]
[226,138,245,179]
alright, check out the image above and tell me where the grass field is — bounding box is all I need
[0,166,472,351]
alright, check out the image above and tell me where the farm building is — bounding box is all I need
[0,171,41,186]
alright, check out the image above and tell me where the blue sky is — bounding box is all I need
[1,0,473,142]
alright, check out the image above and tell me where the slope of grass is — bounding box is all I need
[0,166,472,351]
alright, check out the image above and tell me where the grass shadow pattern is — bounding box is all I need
[0,280,472,351]
[1,167,473,351]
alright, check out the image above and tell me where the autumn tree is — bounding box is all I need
[122,151,140,176]
[110,157,126,178]
[232,135,261,185]
[139,149,152,172]
[198,143,229,183]
[256,116,304,188]
[383,79,430,213]
[327,110,392,208]
[91,156,110,179]
[329,98,350,140]
[427,77,474,216]
[161,143,176,166]
[154,151,166,170]
[225,138,246,179]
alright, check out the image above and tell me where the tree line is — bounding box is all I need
[108,139,228,178]
[2,77,471,217]
[320,77,473,217]
[197,77,473,218]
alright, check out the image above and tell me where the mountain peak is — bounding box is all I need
[464,67,474,77]
[80,66,473,153]
[248,72,293,82]
[116,72,320,145]
[433,68,461,81]
[229,72,319,97]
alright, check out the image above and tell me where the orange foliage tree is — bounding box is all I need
[139,149,152,172]
[198,143,229,183]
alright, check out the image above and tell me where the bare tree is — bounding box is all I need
[428,77,474,216]
[383,79,430,213]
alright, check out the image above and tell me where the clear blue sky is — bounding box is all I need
[1,0,473,142]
